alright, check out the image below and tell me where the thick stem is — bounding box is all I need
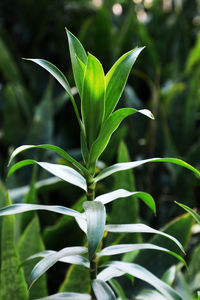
[86,179,96,201]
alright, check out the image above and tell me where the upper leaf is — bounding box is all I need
[89,108,154,173]
[94,157,200,182]
[83,201,106,260]
[175,202,200,225]
[104,47,144,120]
[81,53,105,149]
[66,29,87,96]
[8,160,87,191]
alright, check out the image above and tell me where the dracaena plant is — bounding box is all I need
[1,30,200,300]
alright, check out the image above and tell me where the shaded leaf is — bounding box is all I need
[92,279,116,300]
[175,202,200,225]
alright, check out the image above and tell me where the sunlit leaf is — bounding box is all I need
[83,201,106,260]
[35,292,91,300]
[95,157,200,182]
[8,160,87,191]
[29,247,87,289]
[95,189,156,214]
[92,279,116,300]
[104,47,144,120]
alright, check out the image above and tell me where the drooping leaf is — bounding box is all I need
[95,189,156,214]
[27,250,89,268]
[89,108,154,171]
[17,216,48,299]
[8,160,87,191]
[108,279,127,300]
[81,53,105,149]
[0,196,28,300]
[35,292,91,300]
[66,29,87,96]
[175,202,200,225]
[105,224,184,253]
[24,58,81,128]
[96,243,186,266]
[97,266,124,282]
[104,47,144,120]
[0,203,83,219]
[8,144,89,177]
[83,201,106,260]
[135,289,168,300]
[108,262,182,300]
[29,247,87,289]
[92,279,116,300]
[95,157,200,182]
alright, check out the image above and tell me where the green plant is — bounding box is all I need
[1,30,200,300]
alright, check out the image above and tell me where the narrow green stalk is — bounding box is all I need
[90,258,97,300]
[86,179,96,201]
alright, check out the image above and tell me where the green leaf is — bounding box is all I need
[27,250,89,268]
[0,203,83,219]
[8,144,89,177]
[35,292,91,299]
[24,58,82,128]
[104,47,144,120]
[83,201,106,260]
[175,202,200,225]
[95,189,156,214]
[81,53,105,149]
[89,108,154,171]
[29,246,87,289]
[95,157,200,182]
[8,160,87,191]
[92,279,116,300]
[0,196,28,300]
[108,262,182,300]
[97,266,126,282]
[135,289,168,300]
[17,216,48,299]
[105,224,185,253]
[96,243,186,266]
[66,29,87,96]
[108,279,127,300]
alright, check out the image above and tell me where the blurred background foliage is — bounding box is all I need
[0,0,200,298]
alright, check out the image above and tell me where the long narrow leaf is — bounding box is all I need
[89,108,154,171]
[175,202,200,225]
[8,144,89,177]
[66,29,87,96]
[96,243,186,266]
[29,247,87,289]
[108,262,182,300]
[83,201,106,260]
[105,224,185,253]
[27,250,89,268]
[35,292,91,300]
[104,47,144,120]
[97,267,124,282]
[92,279,116,300]
[95,157,200,182]
[24,58,82,128]
[8,160,87,191]
[95,189,156,214]
[0,203,83,219]
[82,53,105,149]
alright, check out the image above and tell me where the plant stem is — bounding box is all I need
[86,179,97,299]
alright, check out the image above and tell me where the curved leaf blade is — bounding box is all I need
[66,29,87,96]
[29,247,87,289]
[83,201,106,260]
[92,279,116,300]
[97,267,124,282]
[8,160,87,191]
[0,203,83,219]
[108,262,182,300]
[175,202,200,225]
[105,47,144,120]
[89,108,154,171]
[27,250,89,268]
[8,144,89,176]
[95,157,200,182]
[105,223,185,253]
[96,243,186,266]
[95,189,156,214]
[82,53,105,149]
[35,292,91,299]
